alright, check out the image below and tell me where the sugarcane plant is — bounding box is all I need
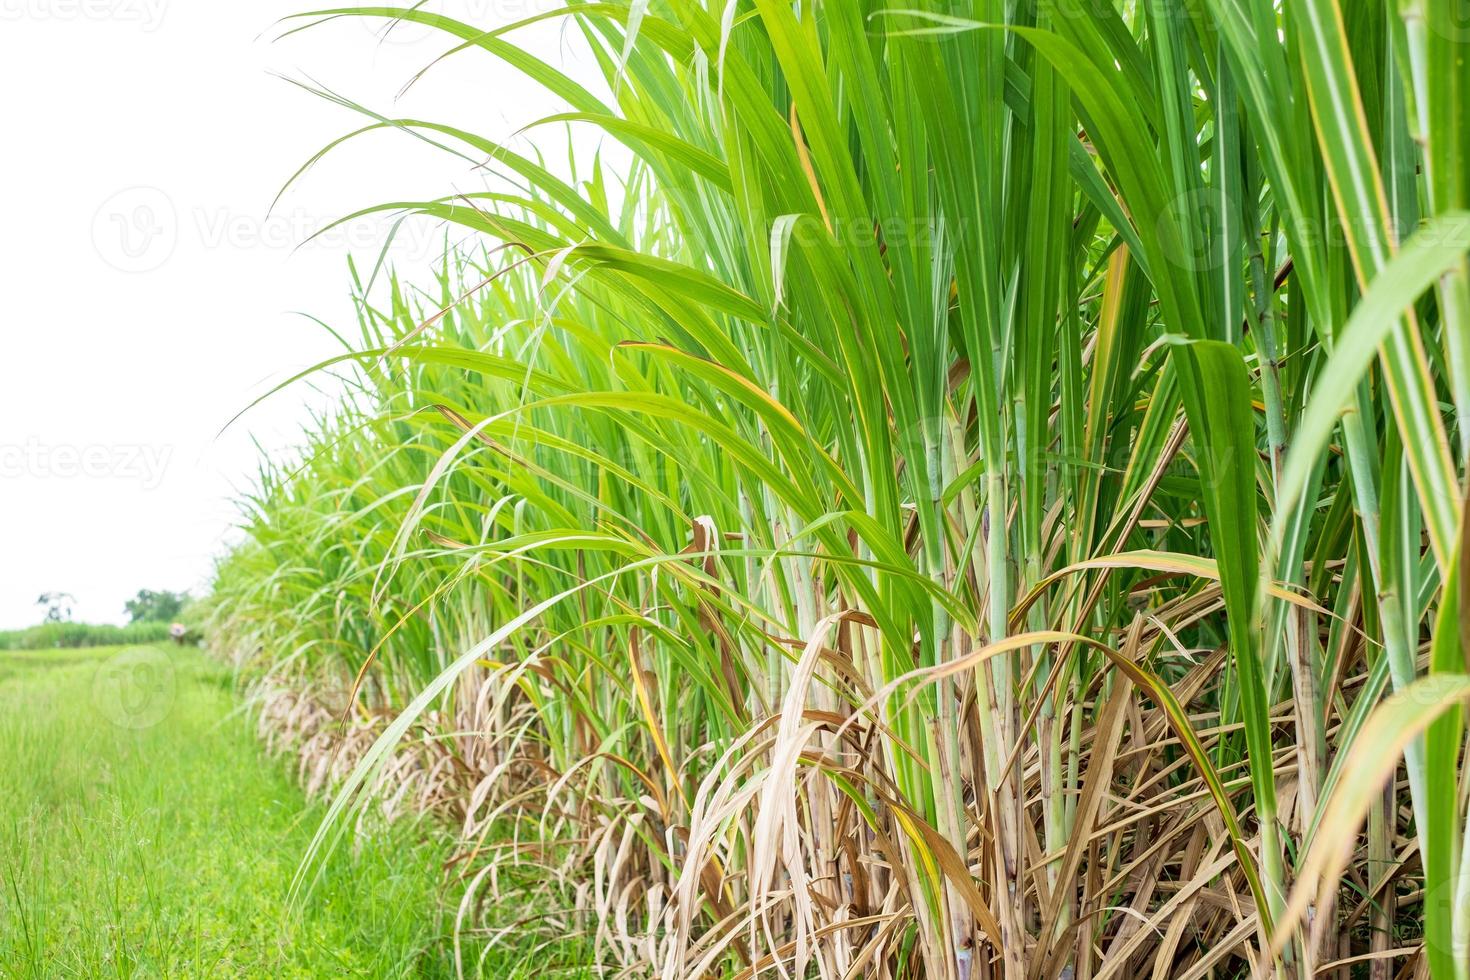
[210,0,1470,976]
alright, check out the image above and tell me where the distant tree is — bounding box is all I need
[36,592,76,623]
[124,589,188,624]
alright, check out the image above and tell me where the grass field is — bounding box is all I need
[0,622,175,652]
[0,644,463,978]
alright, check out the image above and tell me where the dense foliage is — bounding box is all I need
[0,621,173,650]
[212,1,1470,976]
[124,588,190,624]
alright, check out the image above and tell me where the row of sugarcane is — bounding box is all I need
[211,1,1470,976]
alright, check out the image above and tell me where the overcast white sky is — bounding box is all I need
[0,1,599,627]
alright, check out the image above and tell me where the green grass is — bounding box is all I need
[0,622,173,651]
[0,644,462,978]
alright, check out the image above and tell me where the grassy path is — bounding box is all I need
[0,645,459,978]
